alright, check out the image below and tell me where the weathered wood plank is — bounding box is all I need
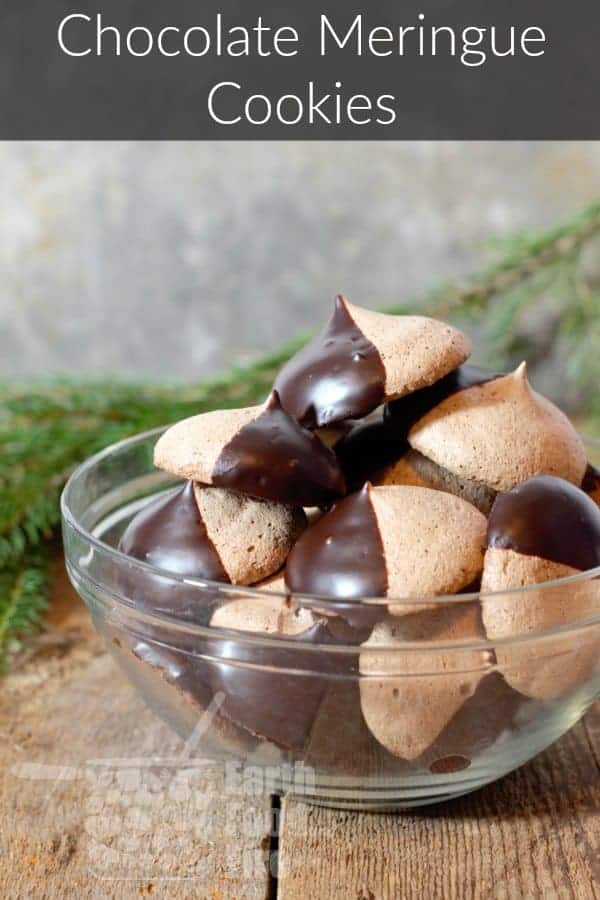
[277,705,600,900]
[5,559,600,899]
[0,562,273,900]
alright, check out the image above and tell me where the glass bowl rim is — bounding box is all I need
[61,424,600,651]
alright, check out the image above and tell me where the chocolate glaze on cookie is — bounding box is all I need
[385,364,500,438]
[274,295,386,428]
[335,409,409,491]
[119,481,228,581]
[286,483,388,599]
[582,463,600,495]
[212,390,346,506]
[206,617,351,751]
[487,475,600,571]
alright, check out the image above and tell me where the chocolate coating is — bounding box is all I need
[206,618,352,751]
[582,463,600,496]
[285,484,388,599]
[129,611,354,754]
[385,364,500,438]
[119,481,228,581]
[335,408,408,491]
[212,390,346,506]
[487,475,600,571]
[274,294,386,428]
[132,620,364,759]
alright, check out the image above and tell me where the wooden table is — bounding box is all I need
[2,560,600,899]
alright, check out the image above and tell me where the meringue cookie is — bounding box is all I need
[371,365,501,511]
[120,481,306,586]
[254,571,287,593]
[384,364,500,439]
[360,604,491,760]
[285,484,486,609]
[128,638,259,756]
[376,448,497,515]
[409,363,587,494]
[274,295,471,428]
[210,593,315,635]
[208,596,344,752]
[120,480,228,581]
[482,475,600,699]
[154,390,346,506]
[372,449,429,489]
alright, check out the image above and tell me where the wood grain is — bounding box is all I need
[3,558,600,899]
[278,708,600,900]
[0,561,273,900]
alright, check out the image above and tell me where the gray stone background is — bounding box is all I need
[1,142,600,379]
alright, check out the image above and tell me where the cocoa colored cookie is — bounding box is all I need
[285,484,487,611]
[273,295,471,428]
[481,475,600,699]
[210,593,316,635]
[119,480,306,586]
[375,448,497,514]
[154,390,345,506]
[408,363,587,497]
[359,603,491,760]
[206,595,355,752]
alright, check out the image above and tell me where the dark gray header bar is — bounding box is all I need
[1,0,598,138]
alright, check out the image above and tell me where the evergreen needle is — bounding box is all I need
[2,198,600,670]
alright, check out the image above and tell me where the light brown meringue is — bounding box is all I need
[193,485,305,585]
[481,547,600,700]
[210,593,315,636]
[368,486,486,611]
[253,571,287,593]
[359,604,490,760]
[345,300,472,400]
[153,390,345,507]
[155,405,257,483]
[409,363,587,492]
[375,448,497,514]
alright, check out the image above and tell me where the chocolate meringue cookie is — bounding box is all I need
[384,364,500,438]
[211,593,316,635]
[124,637,260,756]
[209,592,385,765]
[482,475,600,699]
[375,448,498,515]
[331,364,499,507]
[408,363,587,500]
[257,566,379,640]
[273,295,471,428]
[207,595,349,752]
[154,390,345,507]
[120,481,306,587]
[285,484,487,611]
[360,603,491,760]
[254,571,287,593]
[583,463,600,506]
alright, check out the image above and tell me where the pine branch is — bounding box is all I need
[2,198,600,670]
[0,545,52,670]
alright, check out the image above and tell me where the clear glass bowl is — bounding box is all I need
[61,428,600,810]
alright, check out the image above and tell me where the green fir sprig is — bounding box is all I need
[2,198,600,668]
[0,544,52,670]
